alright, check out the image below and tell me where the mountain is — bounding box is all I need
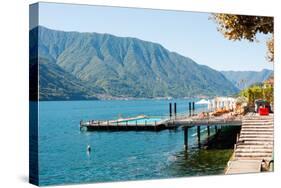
[30,26,239,100]
[221,69,273,90]
[38,57,102,100]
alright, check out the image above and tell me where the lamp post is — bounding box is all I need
[262,84,267,101]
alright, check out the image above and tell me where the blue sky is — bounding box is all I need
[37,2,273,71]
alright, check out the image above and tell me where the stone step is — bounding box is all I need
[243,123,273,125]
[235,157,272,161]
[242,141,273,145]
[240,132,273,134]
[235,153,272,158]
[235,148,272,153]
[244,115,273,118]
[243,118,273,120]
[242,121,273,124]
[239,138,273,141]
[239,135,273,138]
[243,119,273,121]
[241,131,273,134]
[240,132,273,135]
[241,128,273,132]
[242,127,273,129]
[237,143,273,147]
[242,130,273,133]
[236,146,273,150]
[243,118,273,121]
[240,135,273,139]
[243,122,273,124]
[241,128,273,131]
[240,130,273,133]
[239,142,273,145]
[239,138,273,142]
[242,124,273,126]
[237,142,273,146]
[242,126,273,128]
[243,116,273,120]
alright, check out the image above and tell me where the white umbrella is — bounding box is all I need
[196,99,211,112]
[196,99,210,105]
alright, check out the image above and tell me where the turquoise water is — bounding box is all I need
[38,99,233,186]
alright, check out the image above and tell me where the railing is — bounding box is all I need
[81,117,169,127]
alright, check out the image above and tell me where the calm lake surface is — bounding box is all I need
[38,99,233,186]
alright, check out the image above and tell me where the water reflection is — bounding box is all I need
[164,126,240,177]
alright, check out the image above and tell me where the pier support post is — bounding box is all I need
[192,102,195,116]
[174,103,177,119]
[79,120,83,131]
[184,127,188,151]
[169,103,172,119]
[207,126,210,136]
[236,133,240,143]
[215,125,218,134]
[189,102,192,117]
[197,126,201,148]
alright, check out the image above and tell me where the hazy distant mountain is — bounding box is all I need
[221,69,273,90]
[30,26,239,100]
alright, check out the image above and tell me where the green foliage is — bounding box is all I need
[263,84,274,104]
[211,14,274,62]
[267,36,274,62]
[211,14,273,41]
[240,83,273,105]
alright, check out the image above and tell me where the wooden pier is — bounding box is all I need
[82,123,173,131]
[80,116,178,131]
[80,114,242,133]
[80,102,195,132]
[225,114,274,174]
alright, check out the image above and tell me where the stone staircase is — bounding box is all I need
[225,114,274,174]
[235,114,274,161]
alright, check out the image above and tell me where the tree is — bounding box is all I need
[263,83,274,104]
[266,36,274,62]
[211,14,274,62]
[240,83,273,105]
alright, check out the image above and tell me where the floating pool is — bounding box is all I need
[116,117,164,125]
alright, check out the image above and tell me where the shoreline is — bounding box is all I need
[37,96,221,102]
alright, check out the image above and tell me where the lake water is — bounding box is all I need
[38,99,233,186]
